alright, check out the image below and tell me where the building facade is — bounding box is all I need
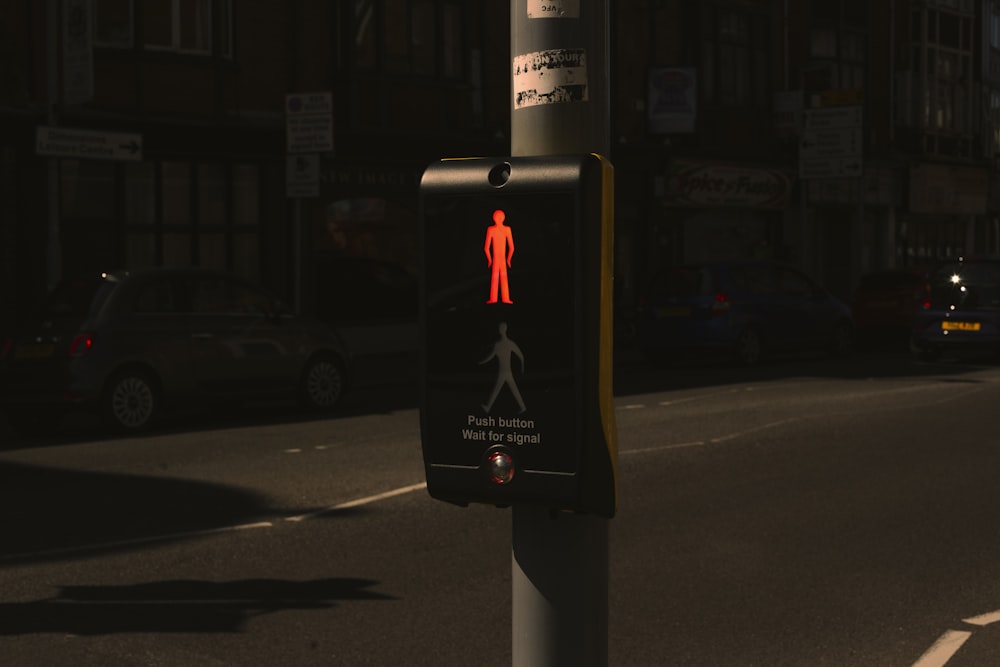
[2,0,999,338]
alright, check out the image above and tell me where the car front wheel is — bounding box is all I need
[300,355,346,411]
[102,369,158,432]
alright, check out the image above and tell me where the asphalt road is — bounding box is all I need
[3,345,1000,665]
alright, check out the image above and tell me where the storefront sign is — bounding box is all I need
[664,160,794,209]
[910,164,988,215]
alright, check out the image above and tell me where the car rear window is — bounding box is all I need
[646,266,714,301]
[36,275,117,318]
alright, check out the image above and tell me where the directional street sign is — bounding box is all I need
[803,105,863,130]
[800,127,862,159]
[799,106,863,180]
[36,125,142,161]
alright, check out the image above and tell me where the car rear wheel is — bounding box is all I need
[102,369,158,432]
[300,355,346,411]
[734,327,763,366]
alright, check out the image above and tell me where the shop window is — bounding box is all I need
[94,0,133,47]
[163,232,192,267]
[353,0,464,79]
[233,234,260,282]
[127,234,156,268]
[60,160,115,219]
[354,0,377,69]
[143,0,213,54]
[162,162,192,226]
[123,160,260,276]
[233,164,260,227]
[198,163,226,225]
[701,7,768,109]
[198,233,227,271]
[384,0,409,72]
[125,162,155,225]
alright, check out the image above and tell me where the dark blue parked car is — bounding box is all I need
[910,257,1000,361]
[637,260,854,365]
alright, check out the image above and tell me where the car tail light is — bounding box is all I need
[711,292,732,316]
[68,333,96,357]
[1,337,11,361]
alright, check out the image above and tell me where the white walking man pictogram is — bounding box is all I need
[479,322,526,414]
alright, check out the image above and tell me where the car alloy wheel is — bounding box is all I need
[301,356,345,410]
[103,370,157,431]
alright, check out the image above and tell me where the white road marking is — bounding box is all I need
[284,482,428,522]
[708,418,799,443]
[623,441,705,455]
[912,629,973,667]
[283,448,302,454]
[964,610,1000,626]
[912,609,1000,666]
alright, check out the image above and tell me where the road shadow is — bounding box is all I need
[0,578,394,634]
[0,462,276,563]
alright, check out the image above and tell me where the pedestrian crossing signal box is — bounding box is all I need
[418,154,618,518]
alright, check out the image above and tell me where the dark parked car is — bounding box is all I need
[0,268,351,432]
[910,257,1000,361]
[637,259,854,365]
[852,268,928,342]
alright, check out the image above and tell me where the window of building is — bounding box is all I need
[700,6,769,108]
[95,0,230,56]
[144,0,212,54]
[807,1,867,92]
[119,160,260,280]
[352,0,464,79]
[911,2,973,145]
[94,0,133,47]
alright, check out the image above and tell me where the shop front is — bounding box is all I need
[649,159,796,275]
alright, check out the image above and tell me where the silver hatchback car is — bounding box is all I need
[0,268,351,432]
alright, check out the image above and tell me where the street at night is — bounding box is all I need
[3,348,1000,666]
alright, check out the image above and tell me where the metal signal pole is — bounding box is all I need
[509,2,611,665]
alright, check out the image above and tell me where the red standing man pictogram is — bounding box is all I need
[484,209,514,304]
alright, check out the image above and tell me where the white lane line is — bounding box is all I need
[623,441,705,455]
[619,404,646,410]
[708,418,799,443]
[285,482,428,522]
[964,609,1000,626]
[621,418,798,455]
[912,629,973,667]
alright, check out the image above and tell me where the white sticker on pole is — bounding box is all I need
[527,0,580,18]
[513,49,589,109]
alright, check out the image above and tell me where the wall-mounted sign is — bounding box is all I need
[648,67,696,134]
[285,91,333,154]
[664,160,794,209]
[36,125,142,161]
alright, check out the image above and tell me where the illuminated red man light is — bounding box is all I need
[484,208,514,304]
